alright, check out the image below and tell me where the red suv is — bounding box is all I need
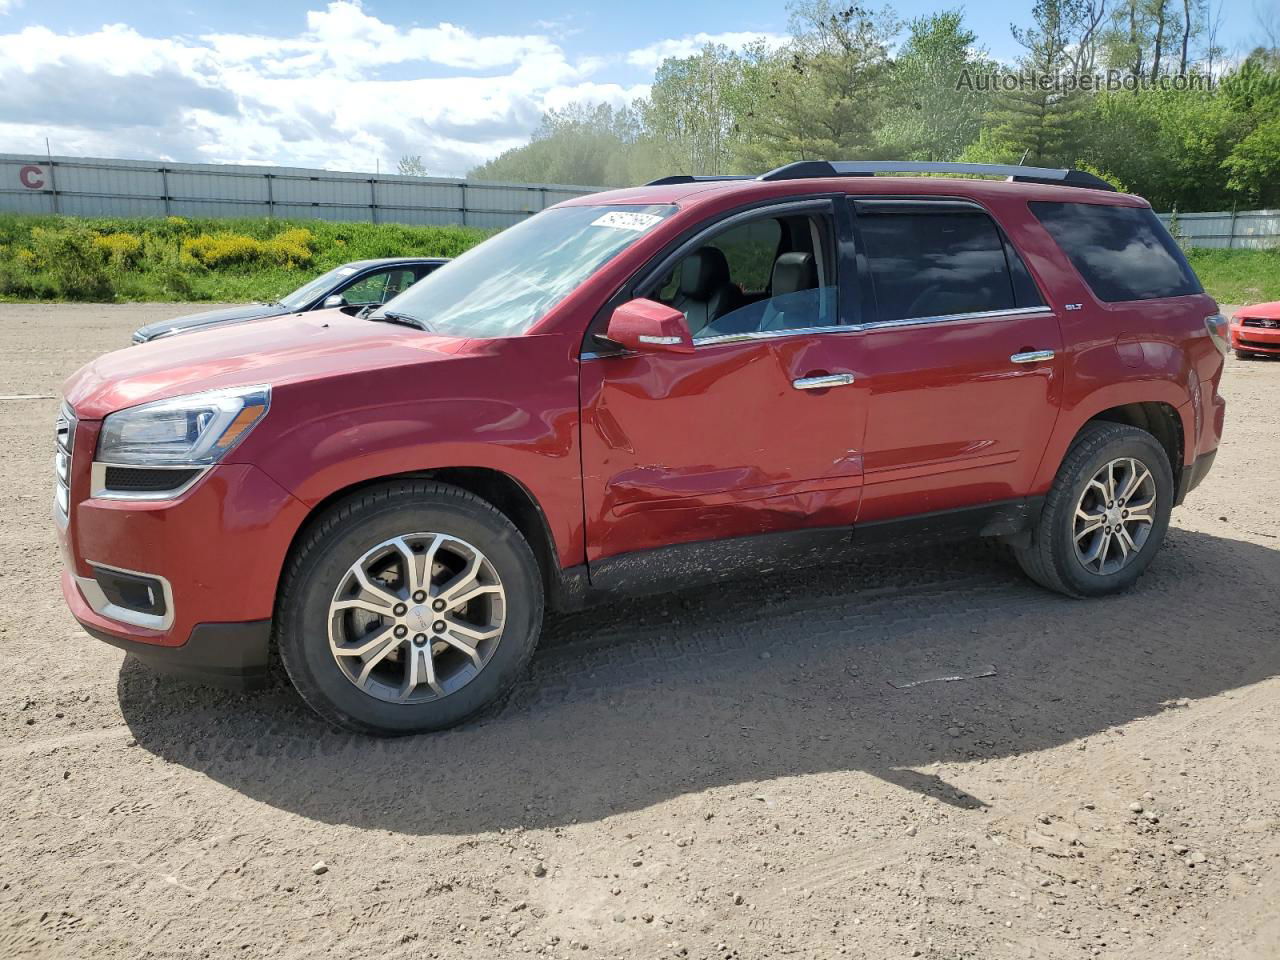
[55,161,1228,735]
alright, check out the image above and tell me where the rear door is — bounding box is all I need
[850,199,1064,523]
[579,198,870,562]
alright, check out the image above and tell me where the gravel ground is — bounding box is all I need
[1,303,1278,960]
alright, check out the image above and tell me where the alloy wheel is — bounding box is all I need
[327,533,506,703]
[1072,457,1157,576]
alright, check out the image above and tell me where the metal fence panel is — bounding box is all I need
[0,153,598,228]
[14,154,1274,248]
[1156,209,1280,249]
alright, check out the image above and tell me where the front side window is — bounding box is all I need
[648,210,839,341]
[375,204,676,337]
[1030,201,1201,302]
[341,268,416,306]
[857,208,1026,323]
[279,264,359,311]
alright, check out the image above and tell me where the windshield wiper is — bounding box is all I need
[368,310,433,332]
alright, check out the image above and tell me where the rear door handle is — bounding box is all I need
[793,373,856,390]
[1010,350,1055,364]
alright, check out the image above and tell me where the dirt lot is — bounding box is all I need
[1,303,1278,960]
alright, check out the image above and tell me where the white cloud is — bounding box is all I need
[0,0,21,15]
[625,31,787,69]
[0,4,777,177]
[0,3,634,175]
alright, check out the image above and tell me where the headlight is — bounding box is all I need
[97,385,271,466]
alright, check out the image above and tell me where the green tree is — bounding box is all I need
[734,2,900,169]
[1220,51,1280,205]
[877,10,993,161]
[643,45,746,175]
[397,155,430,177]
[467,103,657,186]
[1078,84,1244,209]
[985,0,1088,166]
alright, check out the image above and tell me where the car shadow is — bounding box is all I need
[119,528,1280,834]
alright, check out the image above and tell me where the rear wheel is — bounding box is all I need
[1015,422,1174,598]
[278,481,543,735]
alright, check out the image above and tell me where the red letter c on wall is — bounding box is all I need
[19,165,45,189]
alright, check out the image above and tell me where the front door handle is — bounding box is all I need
[793,373,856,391]
[1011,350,1055,364]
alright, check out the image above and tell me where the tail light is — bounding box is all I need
[1204,313,1229,355]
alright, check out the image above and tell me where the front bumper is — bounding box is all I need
[1174,449,1217,506]
[1230,322,1280,354]
[57,438,309,683]
[65,571,273,688]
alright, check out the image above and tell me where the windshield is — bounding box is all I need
[372,204,676,337]
[278,264,360,311]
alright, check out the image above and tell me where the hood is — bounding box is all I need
[1234,301,1280,318]
[66,309,469,420]
[132,303,290,342]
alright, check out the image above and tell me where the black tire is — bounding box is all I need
[1015,422,1174,598]
[277,480,543,736]
[1234,349,1255,361]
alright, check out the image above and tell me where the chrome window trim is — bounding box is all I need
[856,304,1053,332]
[580,305,1055,359]
[695,321,857,347]
[75,561,175,632]
[90,461,210,501]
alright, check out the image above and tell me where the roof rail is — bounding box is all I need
[757,160,1116,191]
[645,174,756,186]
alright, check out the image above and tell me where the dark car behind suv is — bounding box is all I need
[130,257,448,343]
[58,161,1227,736]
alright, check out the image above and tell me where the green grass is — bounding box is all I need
[1186,248,1280,305]
[0,213,492,304]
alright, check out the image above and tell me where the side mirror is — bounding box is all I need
[605,299,694,355]
[323,294,347,309]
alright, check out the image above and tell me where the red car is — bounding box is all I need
[1229,301,1280,359]
[55,161,1228,735]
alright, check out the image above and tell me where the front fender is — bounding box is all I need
[228,338,585,569]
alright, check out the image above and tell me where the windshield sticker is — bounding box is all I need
[591,211,663,232]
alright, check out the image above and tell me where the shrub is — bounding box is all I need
[93,232,144,269]
[148,245,197,300]
[264,227,314,267]
[22,226,112,301]
[0,245,37,297]
[182,232,266,268]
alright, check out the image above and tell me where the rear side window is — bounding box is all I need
[855,208,1039,323]
[1030,201,1201,302]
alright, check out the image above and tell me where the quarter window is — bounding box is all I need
[1030,201,1201,302]
[856,208,1033,323]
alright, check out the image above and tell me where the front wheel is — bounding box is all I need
[1234,349,1256,361]
[277,481,544,735]
[1015,422,1174,598]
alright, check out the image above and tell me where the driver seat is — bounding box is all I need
[671,247,741,336]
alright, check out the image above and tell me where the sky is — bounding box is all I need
[0,0,1266,177]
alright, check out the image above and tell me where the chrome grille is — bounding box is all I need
[54,404,76,521]
[1241,316,1280,329]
